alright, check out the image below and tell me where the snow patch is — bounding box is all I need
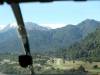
[0,25,6,31]
[9,22,18,28]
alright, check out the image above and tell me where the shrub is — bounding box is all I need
[77,65,86,72]
[93,65,98,69]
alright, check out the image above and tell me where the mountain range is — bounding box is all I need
[0,19,100,54]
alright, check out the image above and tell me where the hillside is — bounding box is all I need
[65,28,100,61]
[0,19,100,53]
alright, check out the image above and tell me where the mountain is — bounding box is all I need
[0,25,6,31]
[78,19,100,37]
[50,25,82,48]
[0,19,100,54]
[49,19,100,50]
[65,28,100,61]
[25,22,50,31]
[0,23,50,53]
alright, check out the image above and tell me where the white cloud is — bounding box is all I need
[40,24,66,29]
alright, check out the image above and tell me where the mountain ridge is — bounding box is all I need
[0,19,100,54]
[65,28,100,61]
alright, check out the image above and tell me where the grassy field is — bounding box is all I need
[0,54,100,75]
[41,58,100,75]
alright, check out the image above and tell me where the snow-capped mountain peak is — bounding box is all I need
[0,22,18,32]
[9,22,18,28]
[0,25,6,31]
[0,22,50,32]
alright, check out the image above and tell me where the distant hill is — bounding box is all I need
[64,28,100,61]
[0,19,100,54]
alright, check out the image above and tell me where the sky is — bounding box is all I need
[0,1,100,29]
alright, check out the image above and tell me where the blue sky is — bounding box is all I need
[0,1,100,28]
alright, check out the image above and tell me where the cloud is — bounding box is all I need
[40,24,66,29]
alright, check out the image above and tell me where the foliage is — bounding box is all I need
[93,65,98,69]
[58,28,100,61]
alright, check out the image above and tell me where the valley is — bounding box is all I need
[0,19,100,75]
